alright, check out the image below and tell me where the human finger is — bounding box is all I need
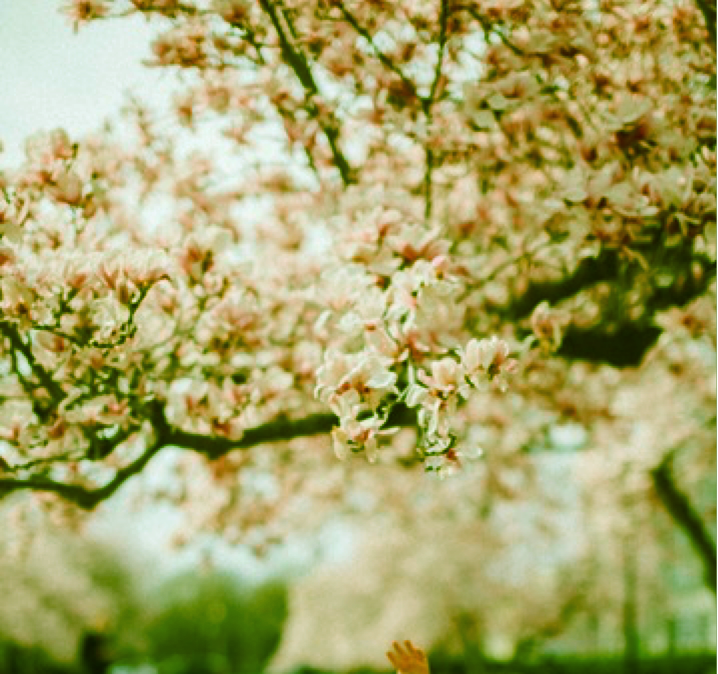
[392,641,407,657]
[405,640,419,656]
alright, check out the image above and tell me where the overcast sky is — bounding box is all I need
[0,1,166,166]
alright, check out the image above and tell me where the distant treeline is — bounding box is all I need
[320,653,717,674]
[0,643,716,674]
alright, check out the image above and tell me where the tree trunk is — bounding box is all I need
[622,538,640,674]
[651,454,717,594]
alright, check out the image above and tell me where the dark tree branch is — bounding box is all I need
[1,322,65,403]
[0,404,418,508]
[337,4,419,102]
[0,401,169,509]
[428,0,450,106]
[165,412,338,459]
[652,451,716,594]
[466,7,524,56]
[499,249,621,322]
[0,438,165,510]
[258,0,355,186]
[423,0,449,221]
[338,1,450,220]
[695,0,717,49]
[557,323,662,367]
[647,252,717,313]
[165,402,417,460]
[498,246,715,367]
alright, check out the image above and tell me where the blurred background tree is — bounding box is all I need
[140,571,287,674]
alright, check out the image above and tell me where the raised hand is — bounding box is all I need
[386,640,430,674]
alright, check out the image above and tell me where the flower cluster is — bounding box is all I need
[405,337,517,467]
[314,333,516,469]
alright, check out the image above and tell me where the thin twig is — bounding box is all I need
[338,3,419,102]
[258,0,355,185]
[423,0,449,221]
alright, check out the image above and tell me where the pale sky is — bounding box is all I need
[1,1,166,166]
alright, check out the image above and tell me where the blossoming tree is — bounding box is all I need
[0,0,714,583]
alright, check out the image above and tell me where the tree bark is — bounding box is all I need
[695,0,717,49]
[651,453,717,594]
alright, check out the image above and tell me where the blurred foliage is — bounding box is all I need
[0,512,143,666]
[136,570,287,674]
[0,629,715,674]
[0,509,711,674]
[0,642,73,674]
[0,518,287,674]
[297,652,717,674]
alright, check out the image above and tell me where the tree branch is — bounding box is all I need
[1,322,65,403]
[499,249,622,321]
[337,3,419,102]
[0,404,418,507]
[0,438,165,510]
[258,0,355,186]
[556,323,661,367]
[338,1,450,220]
[466,7,524,56]
[165,402,417,460]
[695,0,717,49]
[165,412,337,459]
[498,246,715,367]
[423,0,449,220]
[651,451,716,594]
